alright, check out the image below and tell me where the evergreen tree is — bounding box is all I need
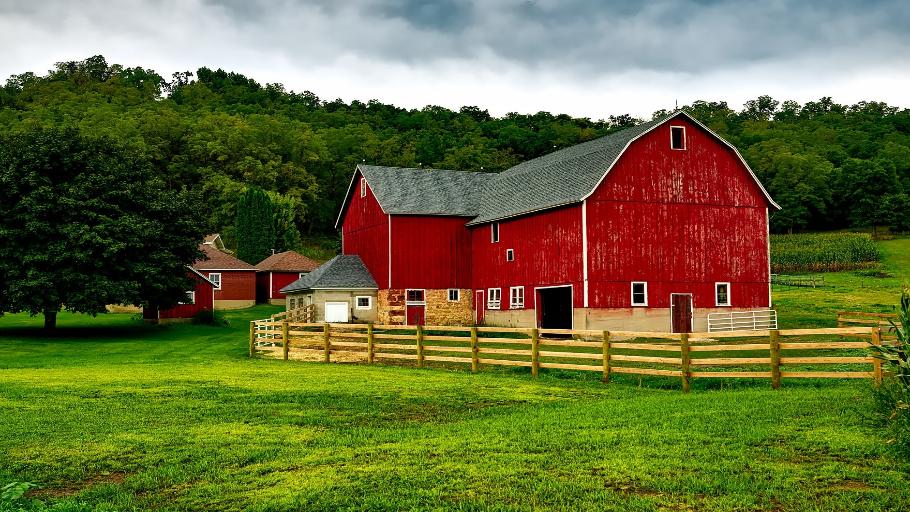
[235,187,276,264]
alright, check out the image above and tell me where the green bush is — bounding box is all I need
[770,232,881,273]
[870,291,910,458]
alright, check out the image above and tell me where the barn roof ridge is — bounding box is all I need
[280,255,378,293]
[255,250,322,272]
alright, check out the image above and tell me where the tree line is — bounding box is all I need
[1,55,909,243]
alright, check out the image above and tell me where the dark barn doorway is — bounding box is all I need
[536,286,573,329]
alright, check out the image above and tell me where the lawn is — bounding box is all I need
[2,237,910,511]
[2,306,910,511]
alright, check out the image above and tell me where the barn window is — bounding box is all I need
[487,288,501,309]
[448,289,460,302]
[506,249,514,262]
[631,282,648,306]
[715,282,731,307]
[299,272,307,279]
[360,177,367,197]
[209,273,221,290]
[289,297,297,309]
[670,126,686,150]
[509,286,524,309]
[491,222,500,243]
[355,296,372,310]
[406,289,425,304]
[180,291,195,305]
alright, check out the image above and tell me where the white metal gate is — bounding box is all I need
[707,310,778,332]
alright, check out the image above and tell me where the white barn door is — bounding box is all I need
[324,302,350,323]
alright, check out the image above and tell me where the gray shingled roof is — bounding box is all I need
[467,115,669,225]
[280,255,377,293]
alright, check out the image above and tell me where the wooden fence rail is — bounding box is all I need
[250,321,891,391]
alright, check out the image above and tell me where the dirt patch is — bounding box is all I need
[27,471,129,498]
[825,479,874,492]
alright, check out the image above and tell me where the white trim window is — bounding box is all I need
[509,286,524,309]
[670,126,686,150]
[360,177,367,198]
[491,222,500,243]
[208,272,222,290]
[299,272,307,279]
[631,281,648,307]
[355,296,372,310]
[447,289,460,302]
[715,282,731,307]
[180,291,195,305]
[406,289,425,305]
[506,249,514,262]
[487,288,501,309]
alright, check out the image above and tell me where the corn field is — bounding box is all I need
[770,233,881,273]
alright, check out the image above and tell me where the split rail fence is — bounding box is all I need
[250,321,892,391]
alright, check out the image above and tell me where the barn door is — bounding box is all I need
[406,305,425,326]
[670,294,693,333]
[474,290,484,325]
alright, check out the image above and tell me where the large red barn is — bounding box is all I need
[328,112,779,332]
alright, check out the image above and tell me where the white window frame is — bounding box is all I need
[299,272,307,279]
[180,291,195,305]
[506,249,514,262]
[487,288,501,310]
[447,289,460,302]
[208,272,221,290]
[491,222,500,243]
[360,177,367,197]
[670,125,686,150]
[509,286,524,309]
[355,295,372,310]
[715,282,731,307]
[631,281,648,307]
[405,289,426,305]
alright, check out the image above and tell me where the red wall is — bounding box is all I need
[341,171,389,288]
[586,116,770,309]
[210,271,256,301]
[470,204,584,310]
[146,273,214,320]
[271,272,301,299]
[390,215,473,289]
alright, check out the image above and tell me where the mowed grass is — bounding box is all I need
[773,237,910,327]
[2,308,910,511]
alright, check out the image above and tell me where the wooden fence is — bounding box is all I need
[249,322,889,391]
[837,311,898,328]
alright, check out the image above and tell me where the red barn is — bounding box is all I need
[193,243,257,309]
[332,112,779,332]
[255,251,322,304]
[143,268,216,322]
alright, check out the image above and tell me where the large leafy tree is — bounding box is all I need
[235,187,275,264]
[0,127,207,329]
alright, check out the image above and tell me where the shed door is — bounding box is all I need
[670,294,693,333]
[406,305,425,326]
[474,290,484,325]
[325,302,350,323]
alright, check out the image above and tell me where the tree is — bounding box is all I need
[0,128,207,329]
[235,187,275,264]
[268,191,303,252]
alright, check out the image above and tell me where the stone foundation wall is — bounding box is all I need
[214,299,256,310]
[377,289,473,326]
[481,307,764,332]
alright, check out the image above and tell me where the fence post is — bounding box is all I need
[282,320,289,361]
[323,322,331,363]
[531,328,540,378]
[770,329,781,389]
[367,323,375,364]
[602,331,611,383]
[416,324,425,368]
[680,333,690,393]
[872,327,883,386]
[470,327,479,373]
[249,321,255,358]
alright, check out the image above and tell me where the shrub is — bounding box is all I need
[870,291,910,458]
[191,310,228,326]
[770,232,880,273]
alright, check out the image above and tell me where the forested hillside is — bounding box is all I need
[2,56,908,247]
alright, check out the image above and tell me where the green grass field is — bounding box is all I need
[2,237,910,511]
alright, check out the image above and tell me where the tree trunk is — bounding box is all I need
[44,310,57,330]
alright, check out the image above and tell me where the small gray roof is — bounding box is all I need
[335,165,496,227]
[280,255,377,293]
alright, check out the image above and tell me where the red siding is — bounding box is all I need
[470,204,584,310]
[270,272,302,299]
[341,172,389,288]
[146,273,215,320]
[210,270,256,301]
[586,117,770,309]
[390,215,473,289]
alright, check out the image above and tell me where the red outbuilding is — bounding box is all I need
[255,251,322,304]
[331,112,779,332]
[193,243,257,309]
[143,267,217,322]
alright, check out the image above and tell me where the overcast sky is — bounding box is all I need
[2,0,908,118]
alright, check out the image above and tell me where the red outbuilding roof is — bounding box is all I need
[255,251,322,272]
[193,244,256,271]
